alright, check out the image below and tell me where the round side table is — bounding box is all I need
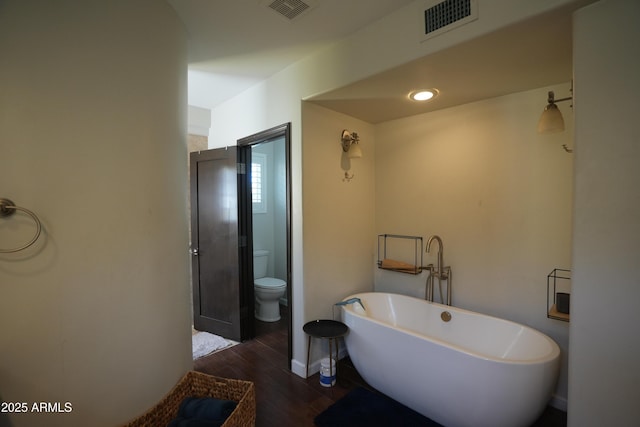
[303,319,349,381]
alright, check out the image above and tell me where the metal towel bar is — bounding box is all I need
[0,198,42,253]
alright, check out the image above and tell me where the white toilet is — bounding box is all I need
[253,250,286,322]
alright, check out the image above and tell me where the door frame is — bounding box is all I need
[238,123,292,367]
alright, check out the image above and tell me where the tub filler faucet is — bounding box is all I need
[425,235,452,306]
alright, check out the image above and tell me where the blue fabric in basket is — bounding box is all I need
[167,418,223,427]
[179,397,237,420]
[167,396,237,427]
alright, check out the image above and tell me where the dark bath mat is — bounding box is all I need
[314,387,442,427]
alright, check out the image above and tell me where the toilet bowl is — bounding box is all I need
[253,250,286,322]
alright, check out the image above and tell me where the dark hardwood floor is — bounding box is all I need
[194,309,567,427]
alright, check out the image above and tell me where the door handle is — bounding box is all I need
[190,248,199,256]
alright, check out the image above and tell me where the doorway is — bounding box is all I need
[190,123,292,364]
[238,123,292,367]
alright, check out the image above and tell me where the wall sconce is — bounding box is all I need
[537,91,572,134]
[341,129,362,182]
[341,130,362,158]
[537,88,573,152]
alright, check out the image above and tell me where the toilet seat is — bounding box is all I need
[254,277,286,289]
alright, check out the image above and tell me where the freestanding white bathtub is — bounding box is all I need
[341,292,560,427]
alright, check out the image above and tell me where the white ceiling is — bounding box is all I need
[310,5,577,123]
[167,0,415,109]
[168,0,592,123]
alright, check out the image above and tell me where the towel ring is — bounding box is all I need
[0,198,43,253]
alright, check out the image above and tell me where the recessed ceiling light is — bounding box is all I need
[409,89,438,101]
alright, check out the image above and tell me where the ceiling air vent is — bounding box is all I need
[264,0,316,21]
[421,0,478,42]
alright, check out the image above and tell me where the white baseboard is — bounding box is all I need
[290,359,306,378]
[291,347,349,378]
[549,394,567,412]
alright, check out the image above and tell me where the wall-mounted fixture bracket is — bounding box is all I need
[0,198,16,217]
[340,129,362,182]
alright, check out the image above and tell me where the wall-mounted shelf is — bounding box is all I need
[547,268,571,322]
[377,234,423,275]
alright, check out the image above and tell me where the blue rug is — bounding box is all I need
[314,387,442,427]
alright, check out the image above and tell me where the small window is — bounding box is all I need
[252,152,267,213]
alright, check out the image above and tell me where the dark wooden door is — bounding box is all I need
[190,147,253,342]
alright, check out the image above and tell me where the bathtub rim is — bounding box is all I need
[341,291,560,365]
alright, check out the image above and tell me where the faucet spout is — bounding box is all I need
[425,235,452,305]
[426,235,444,279]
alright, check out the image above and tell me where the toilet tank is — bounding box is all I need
[253,250,269,279]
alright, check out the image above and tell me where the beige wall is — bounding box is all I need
[374,84,574,404]
[208,0,581,378]
[300,87,574,398]
[569,1,640,425]
[301,103,376,363]
[207,1,640,422]
[0,1,192,426]
[203,0,640,423]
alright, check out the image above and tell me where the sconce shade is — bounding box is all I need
[347,143,362,159]
[341,129,362,158]
[537,103,565,134]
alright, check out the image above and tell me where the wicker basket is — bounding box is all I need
[122,371,256,427]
